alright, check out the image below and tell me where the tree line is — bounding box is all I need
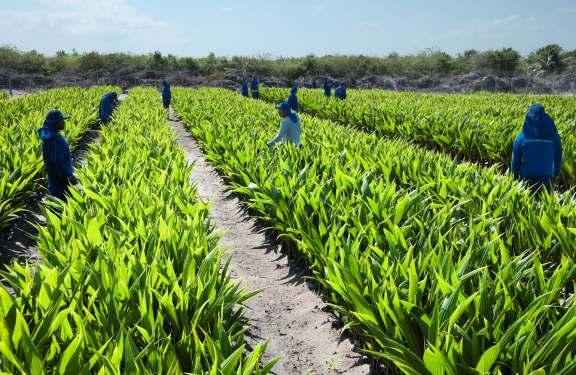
[1,45,575,80]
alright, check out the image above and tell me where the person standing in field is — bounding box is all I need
[99,92,118,124]
[323,79,332,98]
[161,80,172,109]
[38,110,78,199]
[511,104,562,193]
[267,102,302,148]
[334,83,347,100]
[287,86,299,112]
[241,80,249,97]
[251,76,260,99]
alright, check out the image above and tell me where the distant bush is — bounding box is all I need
[1,45,574,80]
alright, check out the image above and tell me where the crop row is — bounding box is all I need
[0,88,274,374]
[0,87,118,232]
[174,87,576,374]
[260,88,576,188]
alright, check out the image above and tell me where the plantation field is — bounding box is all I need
[260,88,576,187]
[0,87,118,231]
[0,88,274,373]
[174,87,576,374]
[1,85,576,374]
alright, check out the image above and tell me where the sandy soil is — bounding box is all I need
[169,109,370,375]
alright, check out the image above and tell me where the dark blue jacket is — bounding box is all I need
[99,92,118,123]
[323,82,332,97]
[162,81,171,104]
[287,87,299,112]
[250,77,259,91]
[241,82,249,97]
[38,126,73,197]
[335,85,347,100]
[512,104,562,178]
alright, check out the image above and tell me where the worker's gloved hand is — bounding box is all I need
[68,175,79,185]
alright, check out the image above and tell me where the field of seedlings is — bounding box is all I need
[1,85,575,374]
[0,88,274,374]
[260,88,576,187]
[173,87,576,374]
[0,87,117,231]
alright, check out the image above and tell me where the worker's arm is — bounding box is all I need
[511,136,523,177]
[553,133,563,177]
[267,120,289,147]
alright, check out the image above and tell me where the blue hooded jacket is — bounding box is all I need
[250,77,259,91]
[241,82,249,97]
[99,92,118,123]
[38,111,74,197]
[323,81,332,97]
[335,84,347,100]
[511,104,562,178]
[162,81,171,104]
[287,86,299,112]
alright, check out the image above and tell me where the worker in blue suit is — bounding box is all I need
[241,81,249,97]
[161,80,171,109]
[334,83,347,100]
[251,76,260,99]
[99,92,118,124]
[38,110,78,199]
[323,80,332,98]
[287,86,299,112]
[511,104,562,193]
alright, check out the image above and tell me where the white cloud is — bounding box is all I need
[448,14,536,37]
[0,0,187,54]
[492,14,518,26]
[362,22,381,29]
[220,6,234,13]
[0,0,166,36]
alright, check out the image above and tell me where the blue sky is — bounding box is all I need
[1,0,575,57]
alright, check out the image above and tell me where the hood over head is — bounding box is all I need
[522,104,558,139]
[276,102,299,123]
[38,109,68,139]
[102,92,117,102]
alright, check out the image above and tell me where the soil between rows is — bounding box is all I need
[168,108,372,375]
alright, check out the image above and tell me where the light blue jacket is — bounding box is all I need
[267,116,302,147]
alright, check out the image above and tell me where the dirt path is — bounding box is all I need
[0,94,128,269]
[169,109,370,375]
